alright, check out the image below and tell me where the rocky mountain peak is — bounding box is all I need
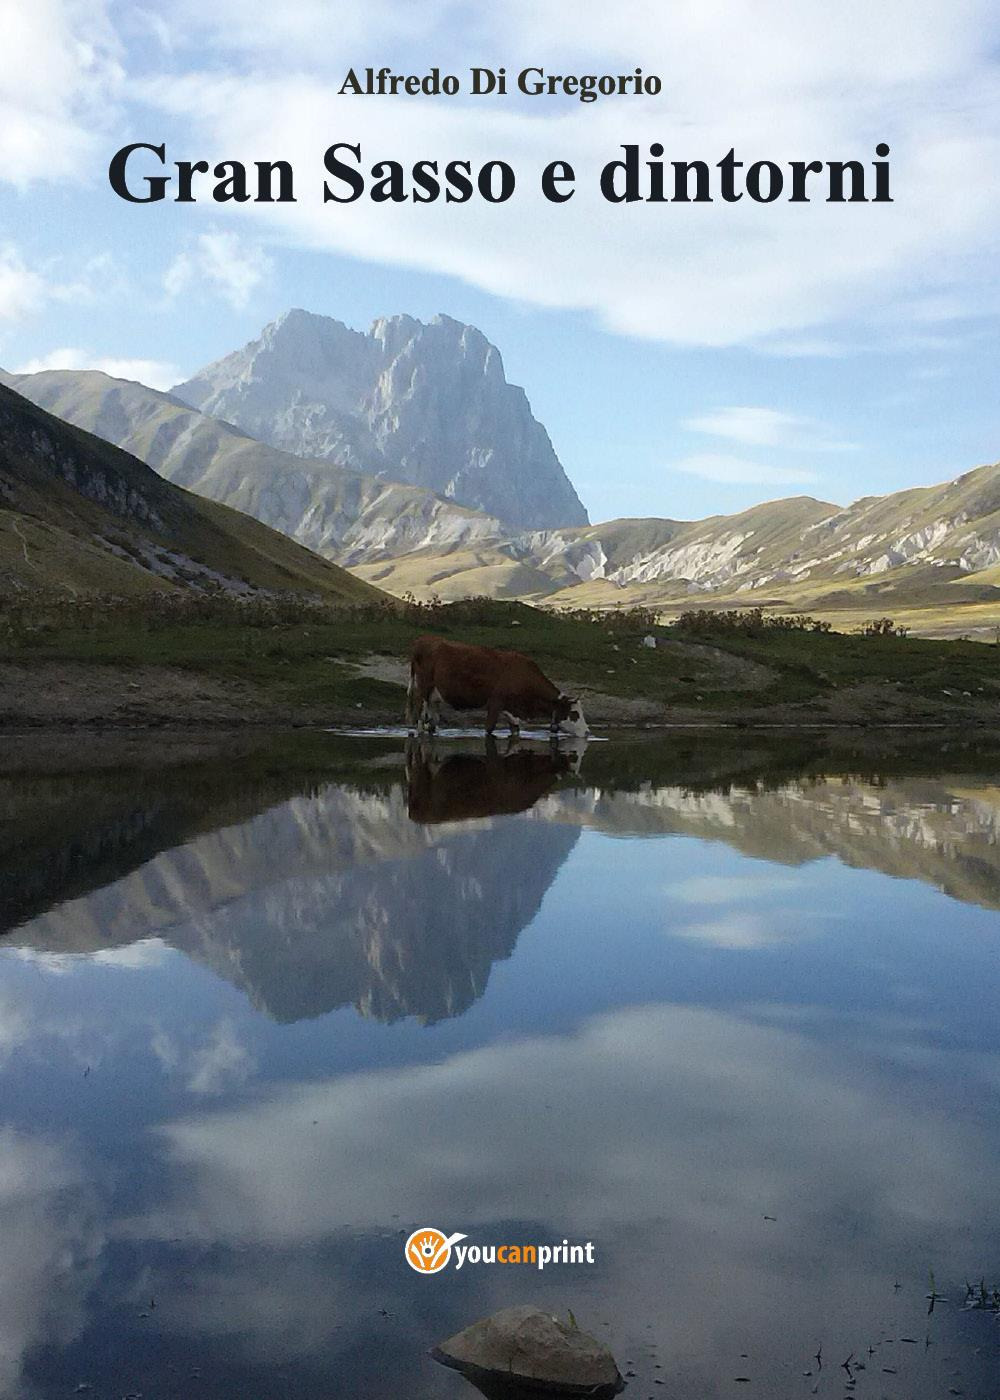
[172,310,589,530]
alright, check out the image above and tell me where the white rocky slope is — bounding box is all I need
[511,474,1000,599]
[173,309,588,531]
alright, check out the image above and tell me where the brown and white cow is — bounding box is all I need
[407,634,588,738]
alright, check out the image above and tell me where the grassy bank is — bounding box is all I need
[2,595,1000,728]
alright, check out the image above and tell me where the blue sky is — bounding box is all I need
[1,1,998,524]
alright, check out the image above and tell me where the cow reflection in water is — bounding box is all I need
[406,737,583,825]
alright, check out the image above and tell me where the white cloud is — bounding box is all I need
[684,406,856,451]
[13,348,181,391]
[0,246,47,321]
[8,949,75,976]
[186,1020,254,1095]
[0,987,32,1063]
[110,1005,1000,1388]
[0,0,995,353]
[669,865,822,949]
[92,939,171,968]
[161,0,447,62]
[672,874,800,905]
[673,453,817,485]
[673,912,803,949]
[127,6,176,53]
[2,0,996,350]
[0,0,123,185]
[0,247,127,332]
[0,1128,102,1399]
[134,1004,996,1295]
[165,233,273,310]
[128,0,1000,348]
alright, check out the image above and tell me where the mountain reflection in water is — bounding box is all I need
[9,734,1000,1012]
[2,729,1000,1399]
[8,748,582,1025]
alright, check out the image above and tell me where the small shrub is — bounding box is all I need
[674,607,832,637]
[554,603,661,632]
[859,617,909,638]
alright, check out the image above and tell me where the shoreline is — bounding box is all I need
[1,716,996,772]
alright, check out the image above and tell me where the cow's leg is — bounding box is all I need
[408,657,434,734]
[413,692,432,734]
[409,677,431,733]
[501,710,521,739]
[405,665,419,730]
[420,697,437,734]
[428,687,444,733]
[485,696,502,736]
[406,683,419,732]
[417,686,443,734]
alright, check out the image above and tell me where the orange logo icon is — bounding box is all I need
[405,1227,467,1274]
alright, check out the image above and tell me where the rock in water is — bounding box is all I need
[431,1305,624,1397]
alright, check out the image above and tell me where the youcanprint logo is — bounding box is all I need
[405,1228,596,1274]
[405,1227,467,1274]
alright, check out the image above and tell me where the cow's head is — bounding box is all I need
[552,694,589,738]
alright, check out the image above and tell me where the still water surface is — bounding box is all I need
[2,730,1000,1399]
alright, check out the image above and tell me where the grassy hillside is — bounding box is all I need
[2,368,505,564]
[0,381,382,603]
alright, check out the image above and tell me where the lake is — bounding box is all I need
[2,728,1000,1399]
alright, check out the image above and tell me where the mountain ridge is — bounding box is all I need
[0,379,380,602]
[0,367,508,566]
[348,464,1000,618]
[172,308,589,530]
[7,323,1000,630]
